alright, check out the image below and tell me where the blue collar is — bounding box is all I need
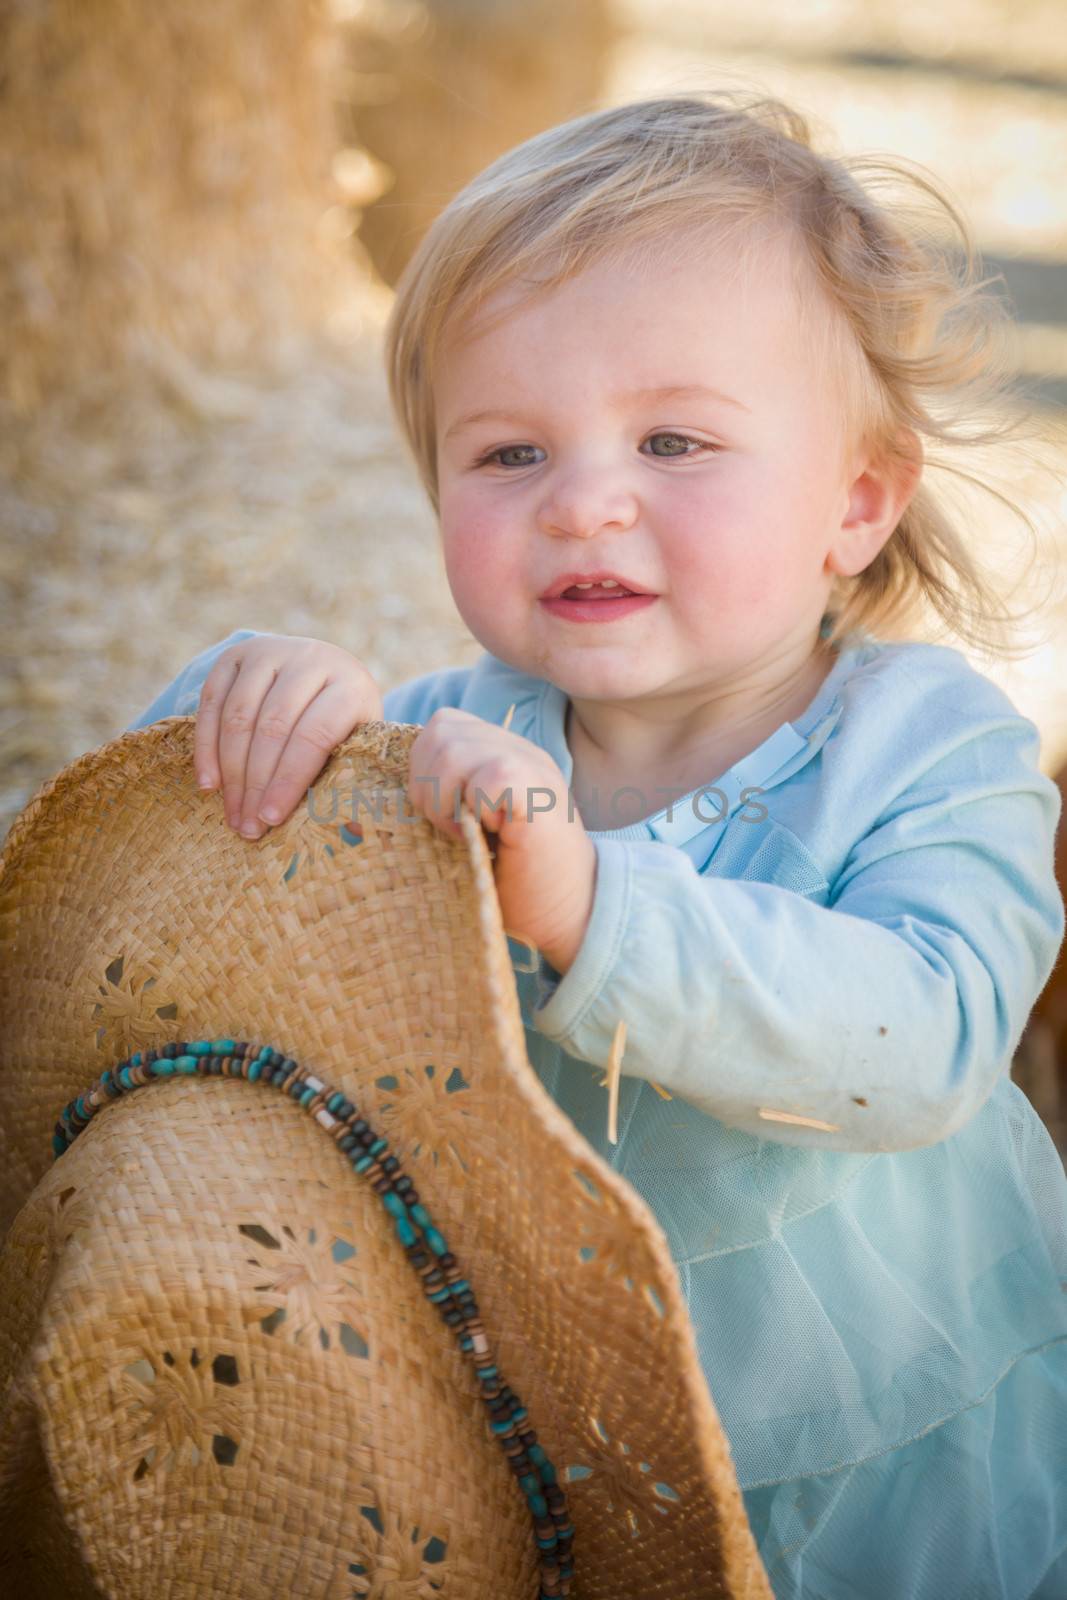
[533,634,870,845]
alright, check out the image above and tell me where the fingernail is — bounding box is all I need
[227,811,240,829]
[240,820,263,839]
[197,774,215,791]
[259,805,281,824]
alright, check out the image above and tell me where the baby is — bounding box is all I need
[129,92,1067,1599]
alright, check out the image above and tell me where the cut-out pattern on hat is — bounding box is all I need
[573,1416,682,1539]
[116,1347,246,1484]
[642,1284,666,1320]
[21,1183,95,1286]
[48,1182,94,1250]
[570,1168,655,1296]
[341,1498,449,1598]
[237,1222,372,1354]
[280,772,403,882]
[23,1170,110,1284]
[368,1061,486,1180]
[89,954,180,1056]
[276,802,353,882]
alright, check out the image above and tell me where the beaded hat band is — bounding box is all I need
[0,715,772,1599]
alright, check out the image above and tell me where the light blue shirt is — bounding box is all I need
[127,623,1067,1599]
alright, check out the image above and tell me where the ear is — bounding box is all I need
[826,428,924,580]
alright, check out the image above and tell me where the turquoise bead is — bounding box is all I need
[49,1035,578,1590]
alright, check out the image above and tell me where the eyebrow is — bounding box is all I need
[441,382,751,442]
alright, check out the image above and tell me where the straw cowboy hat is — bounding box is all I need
[0,712,773,1599]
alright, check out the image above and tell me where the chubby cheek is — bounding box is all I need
[660,478,763,618]
[439,496,523,631]
[671,463,819,621]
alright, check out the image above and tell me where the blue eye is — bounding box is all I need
[645,432,707,457]
[478,443,541,469]
[474,433,713,469]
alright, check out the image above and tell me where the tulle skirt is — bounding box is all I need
[743,1337,1067,1599]
[513,949,1067,1600]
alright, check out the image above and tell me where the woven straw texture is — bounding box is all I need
[0,716,772,1599]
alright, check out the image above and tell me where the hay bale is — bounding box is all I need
[0,0,375,414]
[337,0,618,284]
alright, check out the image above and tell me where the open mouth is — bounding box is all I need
[539,588,657,623]
[560,584,636,600]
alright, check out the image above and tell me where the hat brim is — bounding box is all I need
[0,715,771,1598]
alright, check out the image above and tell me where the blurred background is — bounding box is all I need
[1,0,1065,1153]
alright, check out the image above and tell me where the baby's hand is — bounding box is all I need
[407,708,598,975]
[194,634,384,839]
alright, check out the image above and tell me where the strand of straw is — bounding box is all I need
[500,701,673,1123]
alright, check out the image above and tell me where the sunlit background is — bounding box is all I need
[2,0,1065,1147]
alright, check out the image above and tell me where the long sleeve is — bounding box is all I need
[124,629,264,731]
[125,630,474,734]
[381,664,476,725]
[529,706,1065,1154]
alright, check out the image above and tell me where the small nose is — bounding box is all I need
[536,472,638,541]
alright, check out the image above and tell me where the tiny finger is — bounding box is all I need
[194,652,245,792]
[254,682,371,826]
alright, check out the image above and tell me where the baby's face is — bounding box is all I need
[433,229,852,705]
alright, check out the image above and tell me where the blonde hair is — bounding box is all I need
[384,89,1047,658]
